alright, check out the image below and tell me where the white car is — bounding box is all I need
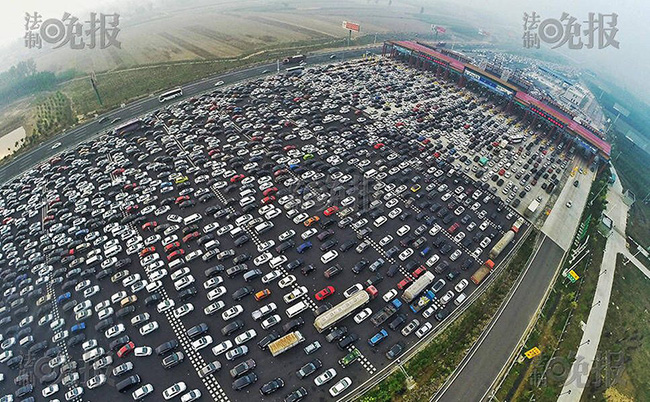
[207,286,227,301]
[261,270,282,284]
[354,308,372,324]
[42,383,59,398]
[257,240,275,253]
[234,329,257,345]
[329,377,352,397]
[204,301,226,316]
[134,346,153,357]
[278,275,296,289]
[132,384,154,400]
[191,335,213,351]
[454,279,469,293]
[379,235,393,246]
[203,276,223,290]
[261,314,281,329]
[221,305,244,321]
[415,322,433,338]
[301,228,318,239]
[87,374,106,389]
[396,225,411,236]
[398,248,414,261]
[157,299,175,313]
[211,340,233,356]
[163,382,187,400]
[320,250,338,264]
[278,229,296,241]
[382,289,398,302]
[251,303,277,321]
[139,321,159,336]
[173,302,194,318]
[254,252,272,266]
[104,324,125,339]
[283,286,307,304]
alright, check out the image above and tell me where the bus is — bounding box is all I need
[285,66,304,76]
[159,87,183,103]
[114,119,142,136]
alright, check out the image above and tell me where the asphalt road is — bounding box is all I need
[0,48,378,185]
[433,234,565,402]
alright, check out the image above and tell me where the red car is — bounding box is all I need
[43,215,55,222]
[315,286,335,301]
[167,249,185,262]
[139,246,156,258]
[126,205,139,214]
[182,231,200,243]
[261,196,276,205]
[283,145,296,152]
[397,277,413,290]
[123,183,137,191]
[373,143,385,150]
[117,341,135,358]
[412,266,427,278]
[175,195,190,205]
[262,187,278,197]
[273,169,288,178]
[164,241,181,253]
[323,206,339,216]
[230,174,245,183]
[112,168,125,176]
[142,221,158,231]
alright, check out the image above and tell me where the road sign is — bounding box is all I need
[567,270,580,282]
[342,21,360,32]
[524,347,541,359]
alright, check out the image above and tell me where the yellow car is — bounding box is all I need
[303,216,320,227]
[174,176,188,184]
[410,184,421,193]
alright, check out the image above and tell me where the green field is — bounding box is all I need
[581,255,650,402]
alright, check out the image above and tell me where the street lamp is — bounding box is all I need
[592,300,601,308]
[559,389,572,396]
[579,339,590,347]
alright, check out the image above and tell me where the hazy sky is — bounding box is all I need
[1,0,648,101]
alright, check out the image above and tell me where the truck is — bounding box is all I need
[268,331,305,357]
[338,348,362,368]
[511,217,525,233]
[524,200,540,218]
[470,259,495,285]
[402,271,435,303]
[489,230,515,259]
[410,290,435,313]
[313,288,375,333]
[282,55,305,65]
[370,299,402,327]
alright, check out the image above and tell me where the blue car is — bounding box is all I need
[56,292,71,304]
[368,329,388,347]
[160,181,173,188]
[296,241,312,254]
[70,323,86,333]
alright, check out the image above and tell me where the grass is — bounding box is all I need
[581,255,650,402]
[495,167,611,401]
[610,132,650,252]
[360,229,539,402]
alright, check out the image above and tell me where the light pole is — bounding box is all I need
[592,300,601,308]
[559,389,572,396]
[579,339,590,347]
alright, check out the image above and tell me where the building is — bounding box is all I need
[562,86,588,107]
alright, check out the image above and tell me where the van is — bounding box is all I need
[229,227,244,239]
[269,256,287,269]
[105,245,122,258]
[116,375,141,393]
[286,301,308,318]
[454,292,467,306]
[183,213,202,226]
[86,255,103,267]
[168,259,184,271]
[363,169,377,179]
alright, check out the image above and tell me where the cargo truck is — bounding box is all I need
[470,259,495,285]
[268,331,305,357]
[524,200,539,218]
[401,271,435,303]
[410,290,435,313]
[511,217,525,233]
[370,299,402,327]
[282,55,305,65]
[489,230,515,259]
[313,287,376,333]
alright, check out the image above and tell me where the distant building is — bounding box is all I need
[562,86,588,107]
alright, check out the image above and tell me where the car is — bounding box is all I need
[162,351,185,369]
[181,389,202,402]
[329,377,352,397]
[132,384,154,400]
[354,307,372,324]
[315,286,335,301]
[368,329,388,346]
[260,377,285,395]
[198,361,221,378]
[285,386,308,402]
[232,373,258,390]
[386,341,405,360]
[296,359,322,379]
[163,382,187,400]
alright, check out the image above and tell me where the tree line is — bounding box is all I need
[0,59,76,107]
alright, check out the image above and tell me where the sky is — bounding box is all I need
[1,0,648,101]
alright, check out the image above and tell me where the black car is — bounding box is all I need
[232,286,254,301]
[282,317,305,334]
[144,294,161,306]
[205,265,225,277]
[222,319,245,336]
[179,286,198,301]
[186,323,208,339]
[352,259,369,275]
[155,340,178,356]
[339,239,358,252]
[286,259,303,272]
[229,358,256,378]
[296,359,322,379]
[325,326,347,343]
[232,373,258,390]
[260,377,285,395]
[284,387,308,402]
[313,303,332,317]
[337,333,359,350]
[109,336,130,352]
[257,332,279,350]
[300,264,315,276]
[386,341,405,360]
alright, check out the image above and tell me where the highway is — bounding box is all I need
[0,47,378,185]
[433,234,565,402]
